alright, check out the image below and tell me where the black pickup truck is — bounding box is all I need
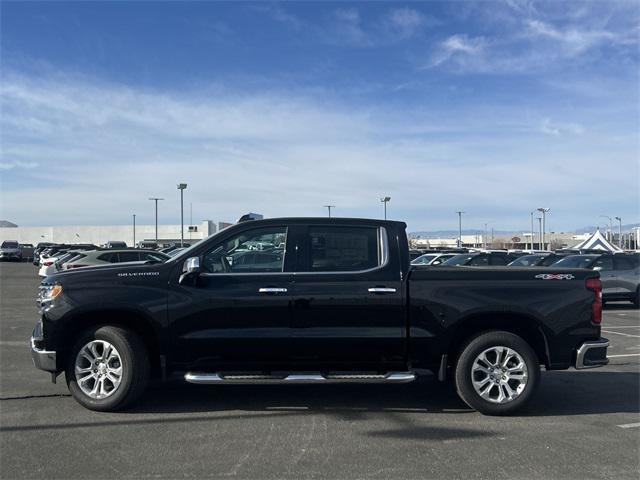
[31,217,609,415]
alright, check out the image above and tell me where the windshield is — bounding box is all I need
[442,254,477,266]
[550,255,599,269]
[1,241,18,248]
[508,254,547,267]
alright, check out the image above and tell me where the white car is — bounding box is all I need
[38,255,66,277]
[38,251,83,277]
[411,253,457,266]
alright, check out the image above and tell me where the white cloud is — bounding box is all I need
[427,34,487,68]
[0,160,38,170]
[526,19,624,55]
[0,72,637,229]
[540,118,584,136]
[386,8,428,38]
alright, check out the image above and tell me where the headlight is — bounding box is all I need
[39,284,63,303]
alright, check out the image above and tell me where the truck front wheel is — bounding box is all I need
[454,331,540,415]
[65,325,149,411]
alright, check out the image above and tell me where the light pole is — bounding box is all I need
[538,217,543,250]
[148,197,164,243]
[177,184,187,247]
[615,216,622,248]
[530,211,535,250]
[380,197,391,220]
[324,205,335,218]
[484,223,488,249]
[600,215,613,242]
[132,214,136,246]
[456,211,465,248]
[537,208,550,250]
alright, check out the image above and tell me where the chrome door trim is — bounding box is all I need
[367,287,397,293]
[258,287,288,293]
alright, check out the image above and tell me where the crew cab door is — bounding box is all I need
[289,224,406,370]
[168,225,294,371]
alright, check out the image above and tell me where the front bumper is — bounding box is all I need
[30,321,57,372]
[575,338,609,369]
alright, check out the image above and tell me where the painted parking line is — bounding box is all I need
[608,353,640,358]
[601,330,640,338]
[617,423,640,429]
[601,326,640,329]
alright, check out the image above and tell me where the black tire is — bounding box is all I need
[633,288,640,309]
[65,325,149,411]
[454,331,540,416]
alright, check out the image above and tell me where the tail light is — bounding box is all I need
[585,277,602,324]
[43,261,54,266]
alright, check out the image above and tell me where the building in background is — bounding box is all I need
[0,220,223,246]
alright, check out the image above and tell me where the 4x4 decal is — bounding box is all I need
[535,273,575,280]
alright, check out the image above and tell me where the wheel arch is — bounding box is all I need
[55,308,162,378]
[447,312,551,369]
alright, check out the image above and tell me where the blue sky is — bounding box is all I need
[1,1,638,233]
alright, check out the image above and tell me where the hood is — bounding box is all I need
[43,260,171,284]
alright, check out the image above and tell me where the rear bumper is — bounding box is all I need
[30,321,57,372]
[575,338,609,369]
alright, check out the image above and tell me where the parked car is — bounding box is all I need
[508,253,569,267]
[33,242,56,265]
[20,244,35,261]
[31,217,608,415]
[550,254,639,307]
[167,248,186,257]
[38,251,71,277]
[38,244,96,266]
[104,241,127,249]
[0,240,22,261]
[409,249,427,261]
[137,241,159,249]
[442,251,519,266]
[411,253,456,266]
[62,249,170,270]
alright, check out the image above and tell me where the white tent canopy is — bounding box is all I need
[572,229,623,253]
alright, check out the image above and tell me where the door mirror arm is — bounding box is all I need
[179,257,201,285]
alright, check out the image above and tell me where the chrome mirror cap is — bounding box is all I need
[179,257,200,285]
[183,256,200,274]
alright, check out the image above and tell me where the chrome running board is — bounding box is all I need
[184,372,416,385]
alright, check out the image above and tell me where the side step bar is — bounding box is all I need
[184,372,416,385]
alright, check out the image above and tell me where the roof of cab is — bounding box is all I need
[233,216,407,229]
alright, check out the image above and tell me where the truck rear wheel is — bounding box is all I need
[454,331,540,415]
[65,326,149,411]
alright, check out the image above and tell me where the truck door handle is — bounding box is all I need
[258,287,288,294]
[368,287,397,293]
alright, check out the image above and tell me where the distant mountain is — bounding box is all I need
[571,223,640,234]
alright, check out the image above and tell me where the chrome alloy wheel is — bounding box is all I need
[75,340,123,399]
[471,346,528,404]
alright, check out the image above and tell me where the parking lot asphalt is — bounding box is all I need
[1,262,638,480]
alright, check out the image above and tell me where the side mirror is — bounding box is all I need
[593,266,602,271]
[179,257,201,285]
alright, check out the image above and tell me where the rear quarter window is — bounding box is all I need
[97,253,116,262]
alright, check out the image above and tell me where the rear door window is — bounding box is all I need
[97,253,116,262]
[614,256,636,270]
[118,252,141,262]
[469,255,489,266]
[302,226,380,272]
[490,255,509,266]
[593,256,613,271]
